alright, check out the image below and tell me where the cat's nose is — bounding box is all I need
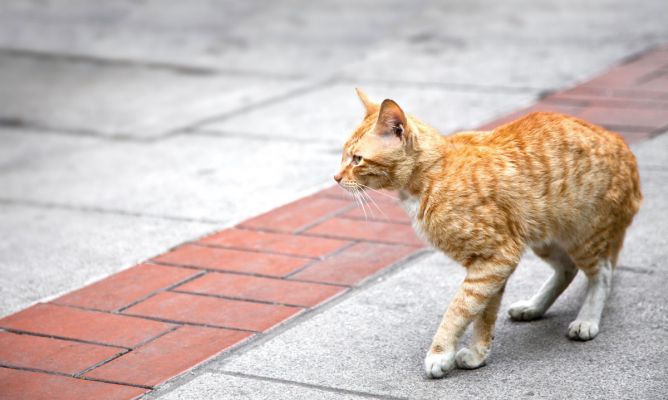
[333,173,343,183]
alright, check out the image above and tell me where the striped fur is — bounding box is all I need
[335,90,642,378]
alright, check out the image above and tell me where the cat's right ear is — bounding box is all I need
[376,99,407,140]
[355,88,379,117]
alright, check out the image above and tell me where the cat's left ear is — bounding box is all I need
[376,99,407,139]
[355,88,379,117]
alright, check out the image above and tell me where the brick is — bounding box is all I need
[342,201,410,224]
[290,242,421,286]
[584,64,658,89]
[476,103,585,130]
[84,326,250,388]
[305,217,424,247]
[553,85,616,99]
[177,273,346,307]
[52,264,199,311]
[577,54,668,92]
[0,331,123,375]
[240,194,350,232]
[544,93,668,110]
[153,244,308,277]
[124,292,302,332]
[480,100,668,133]
[578,106,668,130]
[0,304,172,348]
[481,96,668,134]
[613,130,656,144]
[636,71,668,92]
[626,48,668,67]
[558,85,668,101]
[0,368,146,400]
[198,228,349,259]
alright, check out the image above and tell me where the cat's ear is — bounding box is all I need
[376,99,407,139]
[355,88,379,116]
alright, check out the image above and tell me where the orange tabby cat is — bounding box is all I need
[334,89,642,379]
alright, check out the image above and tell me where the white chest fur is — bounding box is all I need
[399,191,429,242]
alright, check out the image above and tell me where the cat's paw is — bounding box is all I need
[424,350,455,379]
[508,300,543,321]
[567,319,599,341]
[455,348,487,369]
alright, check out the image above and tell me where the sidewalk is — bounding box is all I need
[1,1,668,399]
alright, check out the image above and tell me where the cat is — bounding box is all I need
[334,89,642,379]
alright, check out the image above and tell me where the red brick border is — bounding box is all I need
[2,44,668,398]
[479,46,668,140]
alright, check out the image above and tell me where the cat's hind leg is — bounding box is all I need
[567,258,613,340]
[564,222,625,340]
[508,243,577,321]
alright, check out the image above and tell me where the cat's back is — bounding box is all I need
[437,112,642,246]
[487,111,633,164]
[447,112,637,182]
[492,111,639,202]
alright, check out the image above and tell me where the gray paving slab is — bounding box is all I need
[198,83,535,145]
[0,129,340,223]
[617,170,668,269]
[0,53,305,138]
[341,0,668,90]
[0,203,216,317]
[155,372,373,400]
[0,0,428,77]
[0,128,100,172]
[616,137,668,269]
[632,131,668,170]
[343,41,642,91]
[398,0,668,45]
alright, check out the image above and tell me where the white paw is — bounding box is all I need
[424,351,455,379]
[508,300,544,321]
[568,319,599,341]
[455,348,486,369]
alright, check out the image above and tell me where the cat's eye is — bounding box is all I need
[351,155,362,165]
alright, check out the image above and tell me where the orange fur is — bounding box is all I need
[336,89,642,378]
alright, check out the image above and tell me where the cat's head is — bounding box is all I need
[334,89,417,192]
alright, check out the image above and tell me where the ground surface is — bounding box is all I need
[1,1,667,399]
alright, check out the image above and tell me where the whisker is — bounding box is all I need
[349,186,367,220]
[356,185,378,219]
[355,187,369,221]
[357,187,381,216]
[340,184,360,205]
[361,189,389,221]
[356,183,398,201]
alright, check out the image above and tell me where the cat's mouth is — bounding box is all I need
[338,181,366,194]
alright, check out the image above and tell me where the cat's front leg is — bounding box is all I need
[425,260,514,379]
[455,286,505,369]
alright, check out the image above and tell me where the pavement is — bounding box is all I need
[1,1,668,399]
